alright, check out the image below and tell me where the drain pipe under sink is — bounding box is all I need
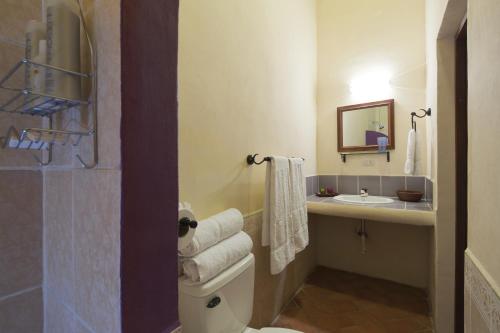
[357,219,368,254]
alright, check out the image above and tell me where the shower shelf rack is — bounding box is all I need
[0,1,98,168]
[0,57,96,168]
[0,125,93,165]
[0,59,90,117]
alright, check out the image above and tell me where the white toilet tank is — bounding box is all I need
[179,253,255,333]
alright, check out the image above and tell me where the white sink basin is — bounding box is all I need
[333,194,394,205]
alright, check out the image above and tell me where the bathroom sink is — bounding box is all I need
[333,194,394,205]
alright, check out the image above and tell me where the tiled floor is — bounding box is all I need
[273,267,433,333]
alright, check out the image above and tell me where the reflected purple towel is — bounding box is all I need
[365,130,388,145]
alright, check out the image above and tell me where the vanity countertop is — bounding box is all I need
[307,195,435,226]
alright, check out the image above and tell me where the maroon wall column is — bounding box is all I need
[121,1,179,332]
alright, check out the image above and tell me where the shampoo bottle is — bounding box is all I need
[25,20,46,97]
[45,0,81,101]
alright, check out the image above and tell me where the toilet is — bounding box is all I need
[179,253,301,333]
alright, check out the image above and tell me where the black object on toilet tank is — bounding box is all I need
[179,217,198,237]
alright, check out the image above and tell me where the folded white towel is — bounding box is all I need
[289,158,309,253]
[179,208,244,257]
[181,231,253,284]
[404,129,416,175]
[262,156,295,275]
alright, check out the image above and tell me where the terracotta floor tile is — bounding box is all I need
[273,267,432,333]
[274,314,330,333]
[299,295,359,316]
[414,314,433,328]
[337,326,368,333]
[380,317,429,333]
[336,322,386,333]
[362,303,416,321]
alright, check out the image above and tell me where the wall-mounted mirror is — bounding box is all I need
[337,99,395,152]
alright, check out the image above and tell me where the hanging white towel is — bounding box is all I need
[404,129,416,175]
[262,156,295,275]
[178,208,244,257]
[181,231,253,284]
[289,158,309,253]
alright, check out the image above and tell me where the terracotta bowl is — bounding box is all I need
[397,190,423,202]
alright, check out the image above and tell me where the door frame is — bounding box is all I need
[454,19,468,333]
[121,1,180,332]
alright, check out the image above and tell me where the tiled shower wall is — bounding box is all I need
[0,1,121,332]
[0,1,44,332]
[0,171,43,332]
[43,0,122,332]
[465,250,500,333]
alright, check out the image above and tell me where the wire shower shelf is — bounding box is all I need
[0,59,90,117]
[0,0,98,168]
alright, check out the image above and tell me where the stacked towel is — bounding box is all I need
[179,208,252,284]
[179,208,244,257]
[182,231,253,284]
[404,129,416,175]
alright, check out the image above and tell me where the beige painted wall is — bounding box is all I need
[467,0,500,302]
[179,0,317,219]
[467,0,500,288]
[424,0,449,183]
[317,0,427,176]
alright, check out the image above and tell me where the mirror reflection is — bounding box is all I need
[337,99,394,152]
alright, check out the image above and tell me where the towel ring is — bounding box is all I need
[411,108,431,131]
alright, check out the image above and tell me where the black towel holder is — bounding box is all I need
[246,154,304,165]
[246,154,271,165]
[178,217,197,237]
[411,108,431,131]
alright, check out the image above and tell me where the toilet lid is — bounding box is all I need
[260,328,302,333]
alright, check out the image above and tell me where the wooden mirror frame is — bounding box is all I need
[337,99,395,152]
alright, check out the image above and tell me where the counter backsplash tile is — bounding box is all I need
[306,175,433,207]
[406,176,426,195]
[312,176,319,195]
[358,176,381,196]
[338,176,358,195]
[381,176,406,197]
[425,178,433,202]
[306,175,319,196]
[306,177,313,196]
[318,175,337,192]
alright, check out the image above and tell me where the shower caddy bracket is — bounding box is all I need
[0,1,98,169]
